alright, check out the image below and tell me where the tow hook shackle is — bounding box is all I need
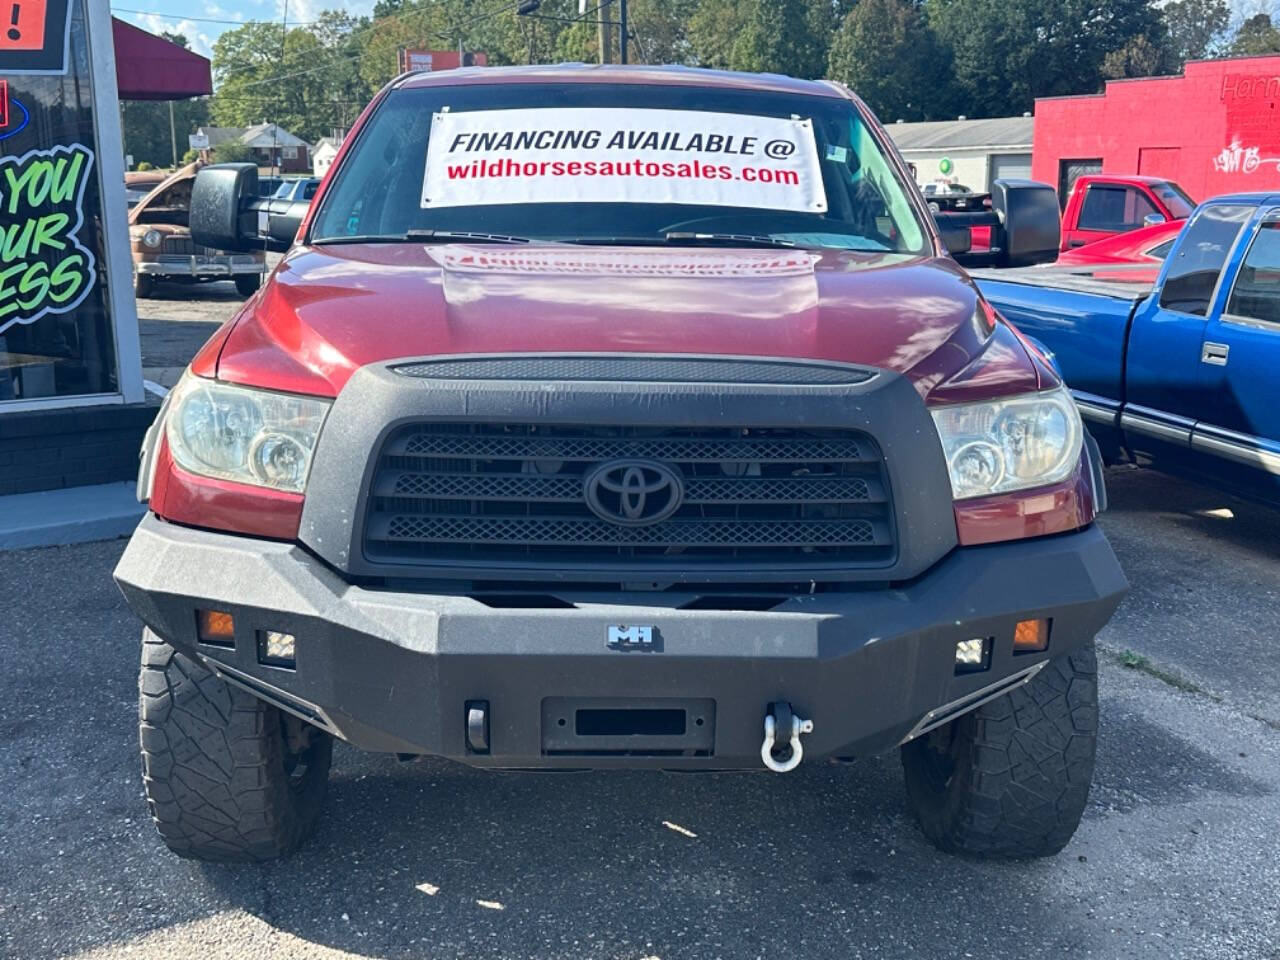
[761,701,814,773]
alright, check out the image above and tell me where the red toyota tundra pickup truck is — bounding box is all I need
[114,65,1126,863]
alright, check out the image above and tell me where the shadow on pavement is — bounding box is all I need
[1103,465,1280,561]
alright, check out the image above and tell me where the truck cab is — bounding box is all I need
[1060,174,1195,251]
[979,193,1280,505]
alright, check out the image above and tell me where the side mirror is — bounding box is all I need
[1143,213,1167,227]
[190,163,259,252]
[190,163,309,253]
[991,179,1061,267]
[935,217,972,255]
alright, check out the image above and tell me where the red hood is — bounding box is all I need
[208,243,1045,402]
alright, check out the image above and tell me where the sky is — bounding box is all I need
[110,0,376,57]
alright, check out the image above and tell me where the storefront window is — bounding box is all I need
[1,0,120,402]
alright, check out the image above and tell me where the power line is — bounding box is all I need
[519,0,616,27]
[214,0,515,91]
[112,8,303,26]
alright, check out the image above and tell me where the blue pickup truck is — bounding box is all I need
[975,194,1280,505]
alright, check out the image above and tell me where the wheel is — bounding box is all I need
[138,629,332,862]
[900,642,1098,859]
[133,271,155,299]
[235,274,261,297]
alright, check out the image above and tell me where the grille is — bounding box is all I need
[160,236,194,255]
[159,237,217,257]
[363,423,895,573]
[393,356,875,385]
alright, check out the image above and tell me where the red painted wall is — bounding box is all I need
[1032,55,1280,202]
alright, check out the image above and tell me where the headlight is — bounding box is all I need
[142,229,162,248]
[165,374,331,493]
[931,386,1082,500]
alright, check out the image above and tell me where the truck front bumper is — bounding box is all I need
[136,258,265,278]
[114,515,1126,770]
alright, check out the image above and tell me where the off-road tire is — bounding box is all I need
[133,272,155,299]
[138,629,332,862]
[901,642,1098,859]
[235,274,261,297]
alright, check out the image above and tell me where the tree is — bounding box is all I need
[729,0,826,77]
[1231,12,1280,55]
[1161,0,1229,65]
[211,20,359,143]
[1101,32,1176,79]
[624,0,698,65]
[213,141,254,163]
[827,0,951,121]
[121,98,210,167]
[688,0,748,69]
[930,0,1166,117]
[181,148,200,164]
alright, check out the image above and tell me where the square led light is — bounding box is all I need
[955,637,990,673]
[257,630,297,668]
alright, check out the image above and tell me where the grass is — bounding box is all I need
[1113,648,1215,698]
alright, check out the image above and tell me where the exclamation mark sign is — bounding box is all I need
[7,3,20,41]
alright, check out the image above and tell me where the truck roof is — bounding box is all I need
[395,63,847,100]
[1075,174,1178,186]
[1196,191,1280,206]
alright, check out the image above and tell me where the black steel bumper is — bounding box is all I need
[114,514,1126,770]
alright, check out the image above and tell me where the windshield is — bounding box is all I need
[1155,182,1194,219]
[310,82,930,254]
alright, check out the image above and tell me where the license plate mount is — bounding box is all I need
[541,697,715,756]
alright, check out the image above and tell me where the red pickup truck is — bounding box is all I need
[114,65,1125,864]
[1060,174,1194,251]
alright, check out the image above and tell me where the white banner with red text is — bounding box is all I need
[422,107,827,214]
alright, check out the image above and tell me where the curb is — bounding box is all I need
[0,482,145,551]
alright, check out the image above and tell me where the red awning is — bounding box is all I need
[112,17,213,101]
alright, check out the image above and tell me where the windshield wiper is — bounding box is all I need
[405,230,534,244]
[313,230,534,246]
[565,233,797,249]
[664,232,797,248]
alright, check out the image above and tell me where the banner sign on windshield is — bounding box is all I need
[423,107,827,215]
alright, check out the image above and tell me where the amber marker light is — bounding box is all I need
[196,609,235,647]
[1013,618,1050,653]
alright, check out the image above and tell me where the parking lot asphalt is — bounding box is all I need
[1,468,1277,960]
[137,258,280,388]
[2,286,1277,960]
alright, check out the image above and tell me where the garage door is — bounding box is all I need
[989,153,1032,188]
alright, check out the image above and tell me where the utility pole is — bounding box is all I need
[597,5,612,65]
[619,0,627,65]
[168,99,178,168]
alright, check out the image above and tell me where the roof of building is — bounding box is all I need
[886,116,1034,152]
[240,122,310,149]
[313,136,342,154]
[197,126,246,146]
[397,63,846,99]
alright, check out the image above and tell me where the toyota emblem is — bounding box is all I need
[584,459,683,526]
